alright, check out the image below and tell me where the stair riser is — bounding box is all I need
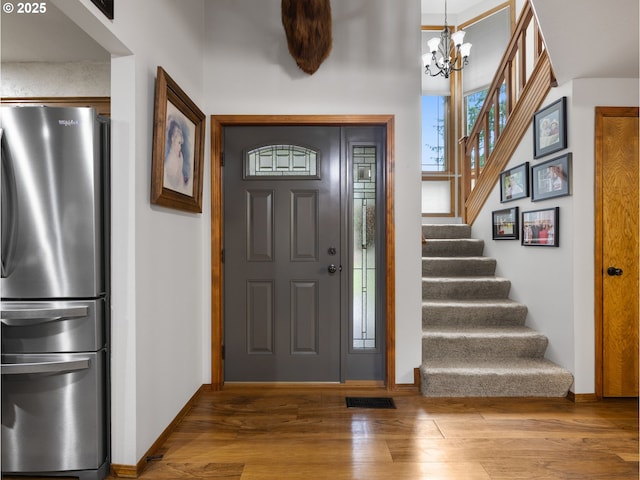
[422,336,548,360]
[423,240,484,257]
[420,371,573,397]
[423,258,496,277]
[422,225,471,239]
[423,280,511,299]
[423,304,527,328]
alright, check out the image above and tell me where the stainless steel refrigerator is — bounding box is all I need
[1,106,110,480]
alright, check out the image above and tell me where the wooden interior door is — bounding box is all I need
[595,106,639,397]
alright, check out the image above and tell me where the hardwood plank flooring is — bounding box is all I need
[5,386,638,479]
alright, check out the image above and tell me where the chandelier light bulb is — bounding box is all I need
[451,30,465,47]
[427,37,441,54]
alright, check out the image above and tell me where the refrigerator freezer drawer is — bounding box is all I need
[1,351,107,474]
[1,298,106,353]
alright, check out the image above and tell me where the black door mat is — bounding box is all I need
[345,397,396,409]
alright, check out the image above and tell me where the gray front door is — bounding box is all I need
[224,126,342,381]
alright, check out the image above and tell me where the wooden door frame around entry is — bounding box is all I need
[594,106,639,398]
[210,115,397,391]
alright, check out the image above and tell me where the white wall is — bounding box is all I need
[202,0,423,385]
[472,78,639,394]
[52,0,209,465]
[107,1,208,464]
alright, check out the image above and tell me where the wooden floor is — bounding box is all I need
[7,386,639,479]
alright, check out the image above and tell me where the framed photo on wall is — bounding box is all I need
[499,162,529,202]
[492,207,519,240]
[521,207,559,247]
[151,66,206,213]
[531,153,572,201]
[533,97,567,158]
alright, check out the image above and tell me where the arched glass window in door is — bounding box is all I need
[245,145,319,178]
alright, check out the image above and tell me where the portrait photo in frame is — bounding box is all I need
[492,207,519,240]
[151,66,206,213]
[521,207,559,247]
[499,162,529,202]
[531,153,572,202]
[533,97,567,158]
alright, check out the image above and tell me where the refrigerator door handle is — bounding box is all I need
[1,127,19,278]
[1,357,90,375]
[0,306,89,326]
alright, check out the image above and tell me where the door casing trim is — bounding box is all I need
[210,115,396,390]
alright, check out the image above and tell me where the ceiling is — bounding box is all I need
[422,0,488,15]
[532,0,639,85]
[1,1,638,84]
[0,1,109,62]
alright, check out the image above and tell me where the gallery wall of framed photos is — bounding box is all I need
[492,97,570,247]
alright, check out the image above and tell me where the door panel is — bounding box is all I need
[291,190,319,261]
[246,190,274,261]
[596,108,639,397]
[247,280,274,353]
[291,280,319,353]
[224,126,341,382]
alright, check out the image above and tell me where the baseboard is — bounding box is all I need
[343,380,386,388]
[110,464,139,478]
[567,391,599,403]
[223,381,387,390]
[110,384,211,478]
[388,368,420,392]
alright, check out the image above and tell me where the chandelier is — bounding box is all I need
[423,0,472,78]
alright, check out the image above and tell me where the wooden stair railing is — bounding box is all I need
[462,0,556,225]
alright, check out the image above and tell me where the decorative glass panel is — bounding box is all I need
[352,146,377,349]
[246,145,319,178]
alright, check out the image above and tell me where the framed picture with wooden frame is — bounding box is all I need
[533,97,567,158]
[151,66,206,213]
[492,206,519,240]
[521,207,559,247]
[499,162,529,202]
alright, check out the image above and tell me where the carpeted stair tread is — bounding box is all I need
[422,277,511,299]
[423,357,574,374]
[422,299,527,327]
[423,325,546,337]
[422,224,471,239]
[423,257,497,277]
[420,358,574,397]
[422,326,549,360]
[422,238,484,257]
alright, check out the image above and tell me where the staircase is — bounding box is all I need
[420,224,573,397]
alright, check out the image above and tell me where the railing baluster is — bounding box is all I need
[461,0,548,222]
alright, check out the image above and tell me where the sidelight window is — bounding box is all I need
[352,146,377,349]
